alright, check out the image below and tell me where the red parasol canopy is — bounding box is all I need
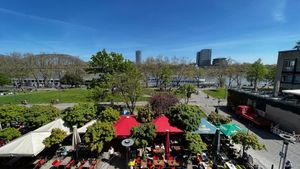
[152,115,183,133]
[114,115,140,137]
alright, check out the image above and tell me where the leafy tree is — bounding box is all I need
[167,104,205,132]
[83,121,116,154]
[113,62,143,114]
[264,64,277,85]
[98,107,120,123]
[177,84,196,104]
[185,132,207,154]
[246,59,267,91]
[159,65,172,90]
[207,111,232,125]
[131,123,156,148]
[294,41,300,50]
[43,128,67,148]
[0,105,27,126]
[60,72,83,87]
[0,73,10,86]
[149,92,179,116]
[0,127,21,142]
[191,67,205,88]
[88,49,129,105]
[25,105,60,129]
[232,131,265,157]
[63,103,96,127]
[137,105,154,123]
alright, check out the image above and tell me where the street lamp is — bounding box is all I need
[122,138,134,169]
[278,134,295,169]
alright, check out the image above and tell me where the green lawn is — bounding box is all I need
[203,88,227,99]
[0,88,91,104]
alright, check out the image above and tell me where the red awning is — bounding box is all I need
[152,115,183,133]
[114,115,140,137]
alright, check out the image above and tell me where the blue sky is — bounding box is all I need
[0,0,299,64]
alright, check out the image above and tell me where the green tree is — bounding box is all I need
[177,84,196,104]
[25,105,60,129]
[167,104,205,132]
[185,132,207,154]
[0,105,27,127]
[264,64,277,85]
[113,62,143,114]
[294,41,300,50]
[63,103,96,127]
[0,73,10,86]
[83,121,116,154]
[43,128,67,148]
[232,131,266,157]
[246,59,267,91]
[98,107,120,123]
[60,72,83,87]
[207,111,232,125]
[137,105,154,123]
[88,49,128,105]
[131,123,156,148]
[0,127,21,142]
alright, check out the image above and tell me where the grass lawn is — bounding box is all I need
[0,88,92,104]
[203,88,227,99]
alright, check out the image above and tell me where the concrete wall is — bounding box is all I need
[266,104,300,133]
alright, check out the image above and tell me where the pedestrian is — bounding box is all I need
[215,107,219,114]
[285,160,292,169]
[109,146,114,159]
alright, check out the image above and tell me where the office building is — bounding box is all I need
[196,49,212,67]
[274,50,300,90]
[212,58,228,66]
[135,50,142,64]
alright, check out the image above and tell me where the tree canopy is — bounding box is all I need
[24,105,60,129]
[43,128,67,148]
[83,121,116,154]
[113,62,143,114]
[246,59,267,91]
[207,111,232,125]
[98,107,120,123]
[167,104,205,132]
[177,84,196,104]
[60,72,84,87]
[0,73,10,86]
[137,105,154,123]
[232,131,265,157]
[0,105,27,126]
[149,92,179,116]
[0,127,21,142]
[185,132,207,154]
[63,103,96,127]
[131,123,156,148]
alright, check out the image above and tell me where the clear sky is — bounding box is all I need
[0,0,299,64]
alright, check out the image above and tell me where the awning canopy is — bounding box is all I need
[77,120,97,134]
[152,115,183,133]
[219,123,243,137]
[0,118,70,157]
[282,89,300,96]
[114,115,140,137]
[193,118,217,134]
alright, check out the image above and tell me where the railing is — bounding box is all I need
[270,124,300,142]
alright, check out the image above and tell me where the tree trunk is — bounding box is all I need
[254,79,258,91]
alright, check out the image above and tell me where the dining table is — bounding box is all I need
[60,156,71,166]
[168,160,180,167]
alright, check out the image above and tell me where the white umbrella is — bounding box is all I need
[72,126,81,149]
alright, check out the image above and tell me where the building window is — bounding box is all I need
[296,58,300,72]
[294,75,300,84]
[282,59,295,72]
[281,73,293,83]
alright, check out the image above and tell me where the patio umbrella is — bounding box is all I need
[212,128,220,165]
[193,118,217,134]
[72,126,81,161]
[219,123,242,137]
[165,130,170,160]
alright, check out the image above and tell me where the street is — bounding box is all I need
[190,89,300,169]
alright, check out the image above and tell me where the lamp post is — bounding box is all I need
[278,134,295,169]
[122,138,134,169]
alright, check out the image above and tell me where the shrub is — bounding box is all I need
[149,92,179,116]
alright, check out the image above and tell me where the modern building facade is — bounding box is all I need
[196,49,212,67]
[212,58,227,66]
[274,50,300,90]
[135,50,142,64]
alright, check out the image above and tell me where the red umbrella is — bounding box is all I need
[114,115,140,138]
